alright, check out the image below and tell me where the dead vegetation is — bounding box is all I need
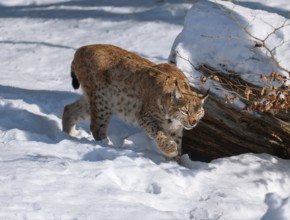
[182,64,290,162]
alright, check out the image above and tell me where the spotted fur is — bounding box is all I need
[63,44,207,160]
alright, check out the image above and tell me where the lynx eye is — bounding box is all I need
[181,111,187,116]
[180,106,190,115]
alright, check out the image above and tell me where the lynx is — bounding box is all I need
[62,44,208,161]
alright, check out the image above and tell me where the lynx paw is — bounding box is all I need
[158,138,178,158]
[90,125,106,141]
[91,131,106,141]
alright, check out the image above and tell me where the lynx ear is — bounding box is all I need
[173,87,182,100]
[198,89,210,103]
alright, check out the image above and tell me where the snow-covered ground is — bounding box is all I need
[0,0,289,219]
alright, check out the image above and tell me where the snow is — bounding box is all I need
[0,0,290,219]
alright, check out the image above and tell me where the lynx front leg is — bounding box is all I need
[62,95,90,136]
[170,127,183,163]
[138,115,178,158]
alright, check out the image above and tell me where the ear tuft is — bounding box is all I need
[199,89,210,103]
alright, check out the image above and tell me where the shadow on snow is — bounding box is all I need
[0,40,77,51]
[232,0,290,18]
[0,0,188,25]
[0,84,174,166]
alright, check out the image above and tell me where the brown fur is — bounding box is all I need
[63,44,207,161]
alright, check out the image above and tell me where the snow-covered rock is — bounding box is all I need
[169,0,290,87]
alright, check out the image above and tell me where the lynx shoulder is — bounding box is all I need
[63,44,208,161]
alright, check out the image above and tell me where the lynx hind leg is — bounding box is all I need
[89,94,112,141]
[62,95,90,136]
[138,116,178,157]
[90,112,112,141]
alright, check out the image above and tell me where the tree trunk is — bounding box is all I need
[183,65,290,162]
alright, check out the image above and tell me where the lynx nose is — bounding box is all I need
[190,118,201,129]
[190,119,197,126]
[183,119,198,130]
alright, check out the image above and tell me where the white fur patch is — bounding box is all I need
[168,119,182,130]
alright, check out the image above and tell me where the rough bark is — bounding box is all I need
[183,65,290,162]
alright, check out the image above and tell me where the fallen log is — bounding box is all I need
[183,64,290,162]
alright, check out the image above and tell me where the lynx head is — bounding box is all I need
[165,79,208,130]
[153,63,208,130]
